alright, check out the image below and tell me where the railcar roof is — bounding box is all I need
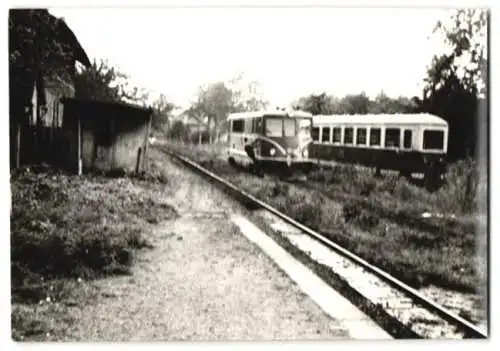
[227,109,312,120]
[312,113,448,126]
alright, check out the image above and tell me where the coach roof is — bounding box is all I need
[312,113,448,127]
[227,109,313,120]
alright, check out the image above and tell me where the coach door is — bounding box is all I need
[230,119,244,152]
[252,117,263,134]
[250,117,262,156]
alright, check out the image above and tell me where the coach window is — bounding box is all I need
[332,127,342,143]
[356,128,367,146]
[266,118,283,137]
[369,128,381,146]
[232,119,244,133]
[284,119,296,137]
[344,127,354,144]
[321,126,331,143]
[253,118,263,133]
[403,130,412,149]
[312,127,320,142]
[244,119,253,133]
[423,130,445,150]
[385,128,401,148]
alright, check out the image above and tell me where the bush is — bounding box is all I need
[437,158,480,214]
[342,200,379,230]
[10,168,176,304]
[189,130,210,144]
[358,177,377,197]
[375,173,399,194]
[288,195,323,230]
[272,182,290,197]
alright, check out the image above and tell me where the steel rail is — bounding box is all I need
[162,147,487,339]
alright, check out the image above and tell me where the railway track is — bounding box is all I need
[159,146,488,339]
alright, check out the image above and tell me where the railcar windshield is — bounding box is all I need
[265,116,311,138]
[265,118,283,137]
[284,119,296,137]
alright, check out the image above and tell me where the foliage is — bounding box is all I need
[190,130,210,144]
[421,9,488,160]
[150,93,176,133]
[75,59,148,105]
[187,72,269,143]
[9,9,79,86]
[342,200,380,230]
[291,10,488,161]
[227,72,270,112]
[161,141,486,293]
[10,167,177,304]
[167,120,189,140]
[292,91,419,115]
[292,92,335,115]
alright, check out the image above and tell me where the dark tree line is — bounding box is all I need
[292,91,420,116]
[10,9,488,161]
[420,9,487,160]
[293,9,488,161]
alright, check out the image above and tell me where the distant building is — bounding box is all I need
[181,113,208,134]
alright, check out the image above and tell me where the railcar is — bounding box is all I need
[226,109,314,176]
[309,113,449,186]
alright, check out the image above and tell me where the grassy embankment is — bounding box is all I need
[11,163,177,341]
[162,140,487,294]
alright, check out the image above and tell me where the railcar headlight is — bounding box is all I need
[270,148,276,156]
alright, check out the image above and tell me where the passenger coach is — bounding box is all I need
[310,113,449,185]
[226,109,314,175]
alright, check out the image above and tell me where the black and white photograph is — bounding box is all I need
[6,0,490,343]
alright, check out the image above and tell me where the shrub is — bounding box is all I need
[342,200,379,230]
[10,169,176,304]
[358,177,377,197]
[272,182,290,197]
[437,158,480,214]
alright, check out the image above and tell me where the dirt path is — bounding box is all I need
[60,154,353,341]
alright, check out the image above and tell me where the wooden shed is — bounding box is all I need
[9,9,91,169]
[61,98,153,174]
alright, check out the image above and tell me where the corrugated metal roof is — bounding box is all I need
[312,113,448,126]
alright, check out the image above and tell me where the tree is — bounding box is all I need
[150,94,176,134]
[168,120,189,141]
[292,92,336,115]
[192,81,233,144]
[422,9,488,159]
[427,9,487,97]
[227,72,269,112]
[188,73,269,143]
[368,91,420,114]
[9,8,91,116]
[75,59,148,105]
[293,91,420,115]
[337,93,371,114]
[9,9,87,86]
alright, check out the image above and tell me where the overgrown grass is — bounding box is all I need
[307,158,484,217]
[160,141,487,294]
[10,164,177,340]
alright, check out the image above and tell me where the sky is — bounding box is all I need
[49,7,452,109]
